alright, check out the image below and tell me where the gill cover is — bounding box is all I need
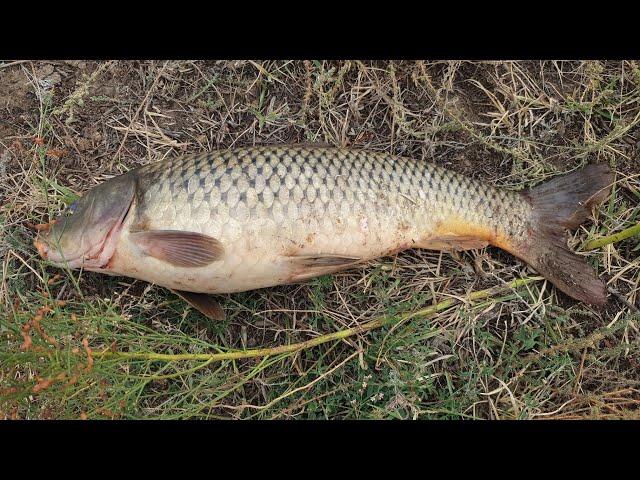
[45,172,137,266]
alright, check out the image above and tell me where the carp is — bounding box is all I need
[34,146,613,318]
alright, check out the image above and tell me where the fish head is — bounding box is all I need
[35,173,136,270]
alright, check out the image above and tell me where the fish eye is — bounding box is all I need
[67,201,78,215]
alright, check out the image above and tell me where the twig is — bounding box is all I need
[93,276,543,363]
[0,60,30,69]
[583,223,640,250]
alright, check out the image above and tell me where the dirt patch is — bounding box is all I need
[0,68,33,111]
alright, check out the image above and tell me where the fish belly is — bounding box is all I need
[109,196,426,293]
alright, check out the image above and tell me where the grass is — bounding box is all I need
[1,60,639,419]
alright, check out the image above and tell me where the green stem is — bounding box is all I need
[583,223,640,250]
[93,276,543,363]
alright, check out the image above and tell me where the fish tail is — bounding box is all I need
[508,163,614,305]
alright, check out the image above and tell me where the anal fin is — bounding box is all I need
[418,235,489,252]
[286,253,362,282]
[288,254,362,267]
[171,289,226,321]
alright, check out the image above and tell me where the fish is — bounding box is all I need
[34,146,614,319]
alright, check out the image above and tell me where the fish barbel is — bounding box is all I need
[35,146,613,316]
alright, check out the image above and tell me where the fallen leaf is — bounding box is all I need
[26,220,57,232]
[32,377,54,393]
[82,337,94,372]
[20,322,32,351]
[31,306,57,346]
[46,148,67,159]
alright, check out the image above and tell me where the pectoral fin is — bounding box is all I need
[171,289,226,321]
[130,230,224,267]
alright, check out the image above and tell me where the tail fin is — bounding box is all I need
[515,164,614,305]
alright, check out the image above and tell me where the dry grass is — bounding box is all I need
[1,60,639,419]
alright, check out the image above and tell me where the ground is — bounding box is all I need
[0,60,638,419]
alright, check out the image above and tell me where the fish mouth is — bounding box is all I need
[35,198,132,271]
